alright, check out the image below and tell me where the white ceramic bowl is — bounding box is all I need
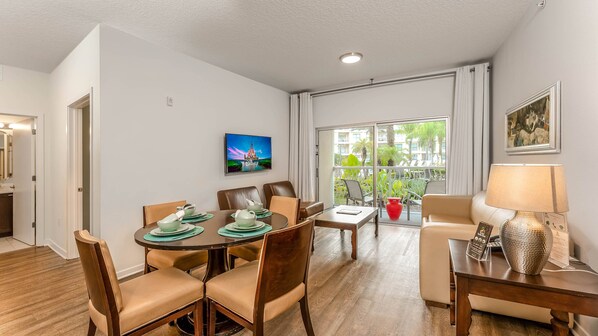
[247,203,263,212]
[157,218,182,232]
[235,216,256,227]
[177,204,196,217]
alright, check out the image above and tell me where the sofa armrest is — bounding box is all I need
[422,194,473,220]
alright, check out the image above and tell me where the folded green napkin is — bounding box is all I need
[230,211,272,219]
[144,226,204,242]
[182,213,214,224]
[218,225,272,238]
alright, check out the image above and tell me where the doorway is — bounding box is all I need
[316,118,447,226]
[0,114,37,252]
[66,95,92,259]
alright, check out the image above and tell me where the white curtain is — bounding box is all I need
[289,92,316,201]
[447,63,490,195]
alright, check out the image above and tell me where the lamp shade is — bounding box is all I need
[486,164,568,213]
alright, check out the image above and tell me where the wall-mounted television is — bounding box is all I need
[225,133,272,175]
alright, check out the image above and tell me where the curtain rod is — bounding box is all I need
[309,68,458,97]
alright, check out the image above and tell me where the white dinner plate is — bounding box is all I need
[150,223,194,236]
[224,221,266,232]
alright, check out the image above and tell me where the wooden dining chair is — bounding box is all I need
[143,201,208,273]
[227,196,300,269]
[207,219,315,336]
[74,230,203,336]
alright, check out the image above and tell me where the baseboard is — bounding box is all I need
[117,263,144,280]
[572,320,590,336]
[46,239,67,259]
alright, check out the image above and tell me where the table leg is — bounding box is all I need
[550,310,570,336]
[456,276,471,336]
[176,248,244,336]
[351,227,358,260]
[374,213,379,237]
[450,258,455,325]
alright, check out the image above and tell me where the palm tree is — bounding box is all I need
[352,138,372,167]
[433,121,446,164]
[397,123,418,163]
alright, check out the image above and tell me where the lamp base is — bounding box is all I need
[500,211,553,275]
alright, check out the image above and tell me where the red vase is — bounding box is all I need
[386,197,403,221]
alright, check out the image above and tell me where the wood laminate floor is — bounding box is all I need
[0,224,552,336]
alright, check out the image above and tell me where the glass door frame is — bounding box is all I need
[316,116,450,211]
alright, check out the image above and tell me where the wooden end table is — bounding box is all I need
[448,239,598,336]
[313,205,378,259]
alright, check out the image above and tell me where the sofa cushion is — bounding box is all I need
[428,214,473,225]
[470,191,515,227]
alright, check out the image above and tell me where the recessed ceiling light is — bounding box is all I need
[339,52,363,64]
[0,123,4,128]
[8,123,16,129]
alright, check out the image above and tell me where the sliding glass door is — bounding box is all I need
[317,118,447,226]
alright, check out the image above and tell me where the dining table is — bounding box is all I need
[134,209,289,336]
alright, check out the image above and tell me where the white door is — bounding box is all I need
[12,119,35,245]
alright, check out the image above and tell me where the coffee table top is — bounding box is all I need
[314,205,378,225]
[449,239,598,298]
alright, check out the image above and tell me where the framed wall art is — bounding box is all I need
[505,81,560,155]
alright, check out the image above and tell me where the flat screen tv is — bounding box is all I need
[225,133,272,175]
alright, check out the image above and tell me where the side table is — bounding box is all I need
[448,239,598,336]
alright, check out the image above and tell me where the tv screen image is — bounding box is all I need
[225,133,272,174]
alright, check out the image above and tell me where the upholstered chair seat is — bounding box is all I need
[89,267,203,335]
[206,261,305,323]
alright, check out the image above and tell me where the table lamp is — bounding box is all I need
[486,164,568,275]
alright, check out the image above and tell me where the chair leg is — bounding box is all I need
[194,300,202,336]
[299,296,315,336]
[229,254,237,269]
[208,300,217,336]
[87,318,97,336]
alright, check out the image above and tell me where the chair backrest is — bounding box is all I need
[343,179,364,201]
[263,181,297,208]
[143,200,186,227]
[269,196,300,226]
[255,219,314,309]
[217,186,262,210]
[74,230,123,332]
[424,180,446,195]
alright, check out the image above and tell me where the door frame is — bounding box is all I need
[66,93,94,259]
[0,113,43,246]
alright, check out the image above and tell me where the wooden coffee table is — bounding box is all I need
[448,239,598,336]
[314,205,378,259]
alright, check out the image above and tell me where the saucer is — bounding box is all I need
[150,223,194,236]
[225,221,266,232]
[184,211,208,219]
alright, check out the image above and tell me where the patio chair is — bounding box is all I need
[405,180,446,221]
[342,179,373,206]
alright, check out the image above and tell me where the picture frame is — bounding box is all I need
[505,81,561,155]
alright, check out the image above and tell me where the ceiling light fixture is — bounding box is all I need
[339,52,363,64]
[8,123,16,129]
[0,123,4,128]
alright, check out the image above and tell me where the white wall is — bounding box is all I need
[0,65,49,247]
[313,76,455,129]
[98,26,289,276]
[47,27,100,257]
[491,2,598,334]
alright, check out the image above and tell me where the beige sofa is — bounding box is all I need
[419,191,553,324]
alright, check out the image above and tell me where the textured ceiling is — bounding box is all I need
[0,0,533,92]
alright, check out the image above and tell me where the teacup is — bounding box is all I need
[235,209,257,227]
[177,203,196,217]
[247,202,263,212]
[157,217,182,232]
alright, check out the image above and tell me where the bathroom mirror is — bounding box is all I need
[0,131,13,180]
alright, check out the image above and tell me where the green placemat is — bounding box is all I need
[144,226,204,242]
[230,211,272,219]
[218,225,272,238]
[182,213,214,224]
